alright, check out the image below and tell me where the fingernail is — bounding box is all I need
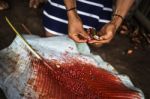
[99,37,102,40]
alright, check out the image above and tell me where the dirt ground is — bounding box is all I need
[0,0,150,99]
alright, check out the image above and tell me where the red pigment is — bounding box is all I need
[30,58,141,99]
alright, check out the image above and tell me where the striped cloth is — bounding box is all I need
[43,0,113,35]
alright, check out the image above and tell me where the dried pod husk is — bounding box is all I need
[93,35,100,40]
[88,28,100,40]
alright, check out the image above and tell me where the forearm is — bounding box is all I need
[64,0,78,20]
[64,0,76,10]
[112,0,135,29]
[115,0,135,18]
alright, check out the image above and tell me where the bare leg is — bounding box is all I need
[0,0,9,10]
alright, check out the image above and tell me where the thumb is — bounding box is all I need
[100,30,114,40]
[79,29,89,39]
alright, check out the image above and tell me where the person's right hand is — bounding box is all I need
[67,11,89,43]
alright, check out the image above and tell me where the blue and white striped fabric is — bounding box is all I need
[43,0,113,35]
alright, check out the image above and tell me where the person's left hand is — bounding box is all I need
[88,22,117,47]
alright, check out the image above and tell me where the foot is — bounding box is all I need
[0,0,9,11]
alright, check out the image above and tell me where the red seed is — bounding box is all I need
[30,57,141,99]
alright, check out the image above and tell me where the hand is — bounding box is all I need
[89,22,117,46]
[0,0,9,10]
[89,22,117,47]
[29,0,45,8]
[88,14,123,47]
[68,11,89,43]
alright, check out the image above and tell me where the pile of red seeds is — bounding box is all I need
[30,57,141,99]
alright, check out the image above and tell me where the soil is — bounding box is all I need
[0,0,150,99]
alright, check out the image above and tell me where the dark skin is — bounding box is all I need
[64,0,89,43]
[67,10,89,43]
[33,0,135,47]
[64,0,135,46]
[0,0,134,45]
[0,0,8,10]
[16,0,133,46]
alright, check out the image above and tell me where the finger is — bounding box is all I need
[33,0,38,8]
[88,39,110,44]
[96,31,104,40]
[121,25,128,31]
[91,43,103,47]
[120,30,127,34]
[88,40,98,43]
[35,0,40,8]
[79,30,90,39]
[29,0,33,8]
[69,34,87,43]
[87,29,90,35]
[99,32,113,40]
[29,0,37,8]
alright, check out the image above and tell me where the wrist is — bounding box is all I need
[111,15,123,30]
[67,9,79,21]
[66,7,76,12]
